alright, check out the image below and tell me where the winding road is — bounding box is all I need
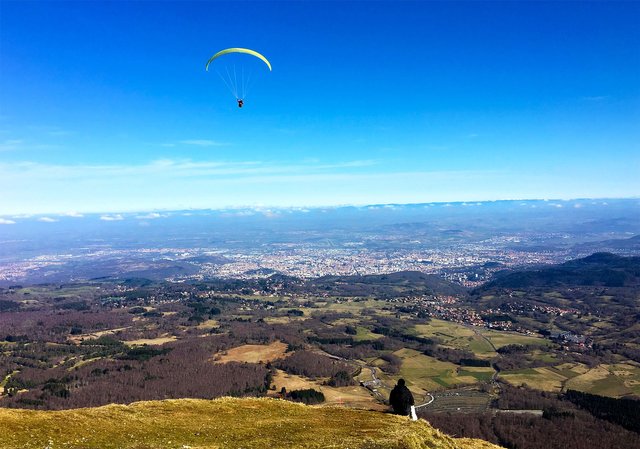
[320,349,436,408]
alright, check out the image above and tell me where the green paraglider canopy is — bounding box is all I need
[205,48,272,72]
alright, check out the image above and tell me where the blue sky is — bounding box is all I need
[1,0,639,215]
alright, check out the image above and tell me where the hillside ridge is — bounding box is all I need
[0,396,502,449]
[481,252,640,289]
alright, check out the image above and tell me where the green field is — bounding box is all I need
[477,329,550,350]
[414,320,495,357]
[458,367,495,382]
[354,326,384,342]
[419,389,492,414]
[391,348,486,392]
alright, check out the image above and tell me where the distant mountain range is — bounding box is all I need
[481,252,640,289]
[575,235,640,253]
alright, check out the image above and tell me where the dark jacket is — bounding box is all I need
[389,383,414,415]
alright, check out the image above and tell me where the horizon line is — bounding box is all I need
[2,196,638,220]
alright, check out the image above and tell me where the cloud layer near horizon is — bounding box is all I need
[0,157,637,215]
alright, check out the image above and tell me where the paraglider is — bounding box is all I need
[205,48,271,108]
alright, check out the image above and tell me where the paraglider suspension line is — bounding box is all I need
[233,64,239,99]
[217,68,237,99]
[242,68,254,100]
[216,63,254,103]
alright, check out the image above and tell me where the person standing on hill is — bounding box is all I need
[389,378,414,416]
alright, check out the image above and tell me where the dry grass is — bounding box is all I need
[124,335,178,346]
[213,341,289,364]
[500,367,567,392]
[196,319,220,329]
[67,327,130,344]
[271,369,384,411]
[0,397,503,449]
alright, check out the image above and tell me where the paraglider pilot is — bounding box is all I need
[237,99,244,108]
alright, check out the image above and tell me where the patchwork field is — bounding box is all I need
[501,361,640,397]
[564,363,640,397]
[414,320,544,356]
[413,318,549,361]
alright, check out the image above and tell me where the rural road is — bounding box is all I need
[415,393,435,408]
[319,349,436,408]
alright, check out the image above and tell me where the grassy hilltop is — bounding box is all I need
[0,397,501,449]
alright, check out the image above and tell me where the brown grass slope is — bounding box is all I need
[0,397,502,449]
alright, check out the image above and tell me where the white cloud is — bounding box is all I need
[26,125,73,137]
[100,214,124,221]
[38,217,58,222]
[0,158,377,182]
[180,139,227,147]
[62,211,84,217]
[0,218,16,224]
[221,210,255,217]
[0,137,61,152]
[136,212,164,219]
[0,139,23,151]
[582,95,609,101]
